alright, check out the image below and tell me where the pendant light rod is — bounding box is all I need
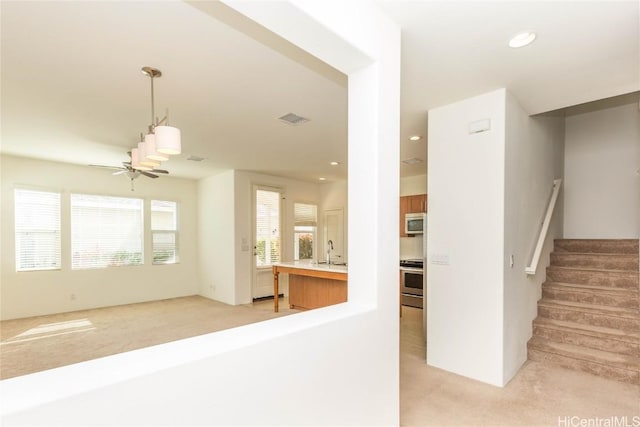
[141,66,162,131]
[150,72,155,128]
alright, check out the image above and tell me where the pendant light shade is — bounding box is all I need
[144,133,169,162]
[137,142,160,168]
[155,125,181,155]
[140,157,161,168]
[131,148,152,171]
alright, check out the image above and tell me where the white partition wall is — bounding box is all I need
[427,89,507,386]
[0,2,401,425]
[427,88,565,386]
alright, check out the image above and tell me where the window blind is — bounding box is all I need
[71,194,143,269]
[294,203,317,226]
[14,188,61,271]
[151,200,178,264]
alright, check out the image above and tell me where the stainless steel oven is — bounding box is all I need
[400,259,424,309]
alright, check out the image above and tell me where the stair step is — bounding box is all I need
[546,266,639,290]
[542,282,639,309]
[537,299,639,331]
[554,239,639,255]
[533,317,639,356]
[528,337,639,384]
[550,252,639,271]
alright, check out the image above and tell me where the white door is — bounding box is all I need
[252,186,283,299]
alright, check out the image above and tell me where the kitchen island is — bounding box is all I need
[272,261,348,312]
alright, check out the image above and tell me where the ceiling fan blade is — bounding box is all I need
[140,171,159,179]
[151,169,169,174]
[112,170,127,176]
[89,164,125,171]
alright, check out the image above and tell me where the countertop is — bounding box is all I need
[274,260,348,274]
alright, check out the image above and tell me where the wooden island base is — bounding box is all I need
[289,275,347,311]
[272,264,348,312]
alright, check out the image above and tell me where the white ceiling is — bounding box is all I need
[2,1,638,182]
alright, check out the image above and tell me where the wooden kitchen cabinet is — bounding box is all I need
[408,194,427,213]
[399,194,427,237]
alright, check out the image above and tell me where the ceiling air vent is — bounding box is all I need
[278,113,310,126]
[402,157,423,165]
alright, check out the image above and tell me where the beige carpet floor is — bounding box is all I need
[1,297,639,425]
[0,295,296,380]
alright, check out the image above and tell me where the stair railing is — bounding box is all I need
[526,178,563,275]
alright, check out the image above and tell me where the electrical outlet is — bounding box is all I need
[70,293,76,301]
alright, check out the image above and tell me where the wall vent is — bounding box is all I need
[278,113,310,126]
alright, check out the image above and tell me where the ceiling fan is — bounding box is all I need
[89,152,169,190]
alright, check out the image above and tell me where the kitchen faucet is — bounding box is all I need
[326,240,334,265]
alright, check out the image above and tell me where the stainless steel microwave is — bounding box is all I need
[405,213,426,234]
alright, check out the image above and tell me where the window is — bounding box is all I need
[14,189,61,271]
[151,200,178,264]
[71,194,143,269]
[294,203,317,261]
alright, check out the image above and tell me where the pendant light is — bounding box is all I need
[131,148,152,171]
[141,66,181,157]
[144,133,169,162]
[135,134,160,169]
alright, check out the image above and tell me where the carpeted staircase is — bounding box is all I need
[528,239,640,384]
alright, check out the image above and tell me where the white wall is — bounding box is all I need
[1,2,400,425]
[427,89,507,386]
[198,170,237,304]
[0,155,199,320]
[564,102,640,238]
[503,93,565,382]
[400,174,427,196]
[427,89,566,386]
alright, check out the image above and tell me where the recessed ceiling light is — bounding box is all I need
[409,135,422,141]
[509,32,536,48]
[329,161,340,166]
[319,177,326,181]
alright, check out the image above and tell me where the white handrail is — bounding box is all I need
[526,178,562,275]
